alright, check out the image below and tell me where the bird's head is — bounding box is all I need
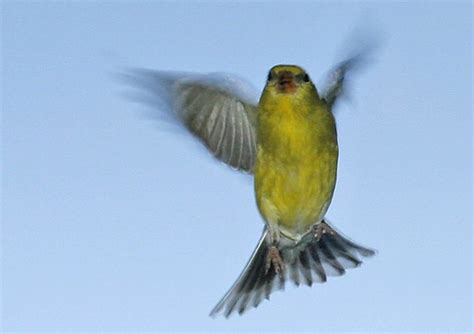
[261,65,320,106]
[266,65,314,94]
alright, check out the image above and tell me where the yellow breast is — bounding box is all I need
[255,94,338,241]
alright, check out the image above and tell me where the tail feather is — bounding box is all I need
[324,234,362,268]
[210,231,278,317]
[298,250,313,286]
[307,244,327,283]
[210,220,375,317]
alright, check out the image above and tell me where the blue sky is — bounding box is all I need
[2,1,472,332]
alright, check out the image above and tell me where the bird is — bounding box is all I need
[120,54,376,318]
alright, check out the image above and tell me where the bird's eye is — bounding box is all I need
[303,73,310,82]
[267,71,273,81]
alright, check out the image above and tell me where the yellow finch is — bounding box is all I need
[123,56,375,317]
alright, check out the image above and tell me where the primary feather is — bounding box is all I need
[120,69,259,172]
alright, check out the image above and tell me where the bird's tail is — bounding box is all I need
[210,220,375,317]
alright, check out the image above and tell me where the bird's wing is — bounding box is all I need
[321,29,380,108]
[321,54,369,108]
[121,69,259,173]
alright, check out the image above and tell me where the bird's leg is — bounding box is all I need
[265,224,285,276]
[312,220,336,242]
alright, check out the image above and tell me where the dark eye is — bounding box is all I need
[302,73,310,82]
[267,71,273,81]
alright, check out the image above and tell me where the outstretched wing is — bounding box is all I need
[120,69,259,172]
[321,27,381,108]
[321,54,371,108]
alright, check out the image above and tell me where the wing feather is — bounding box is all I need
[121,69,258,172]
[174,76,258,171]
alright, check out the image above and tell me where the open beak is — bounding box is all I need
[276,71,297,94]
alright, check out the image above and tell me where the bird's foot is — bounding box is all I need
[313,221,336,242]
[265,246,285,277]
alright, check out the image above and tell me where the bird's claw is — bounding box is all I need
[265,246,285,277]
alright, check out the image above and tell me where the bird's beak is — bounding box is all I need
[276,71,297,94]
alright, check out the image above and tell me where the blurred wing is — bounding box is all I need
[174,76,258,172]
[321,30,380,108]
[321,55,369,108]
[120,69,259,173]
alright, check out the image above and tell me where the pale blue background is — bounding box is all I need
[2,1,472,332]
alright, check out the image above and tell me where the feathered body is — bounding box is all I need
[256,73,338,241]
